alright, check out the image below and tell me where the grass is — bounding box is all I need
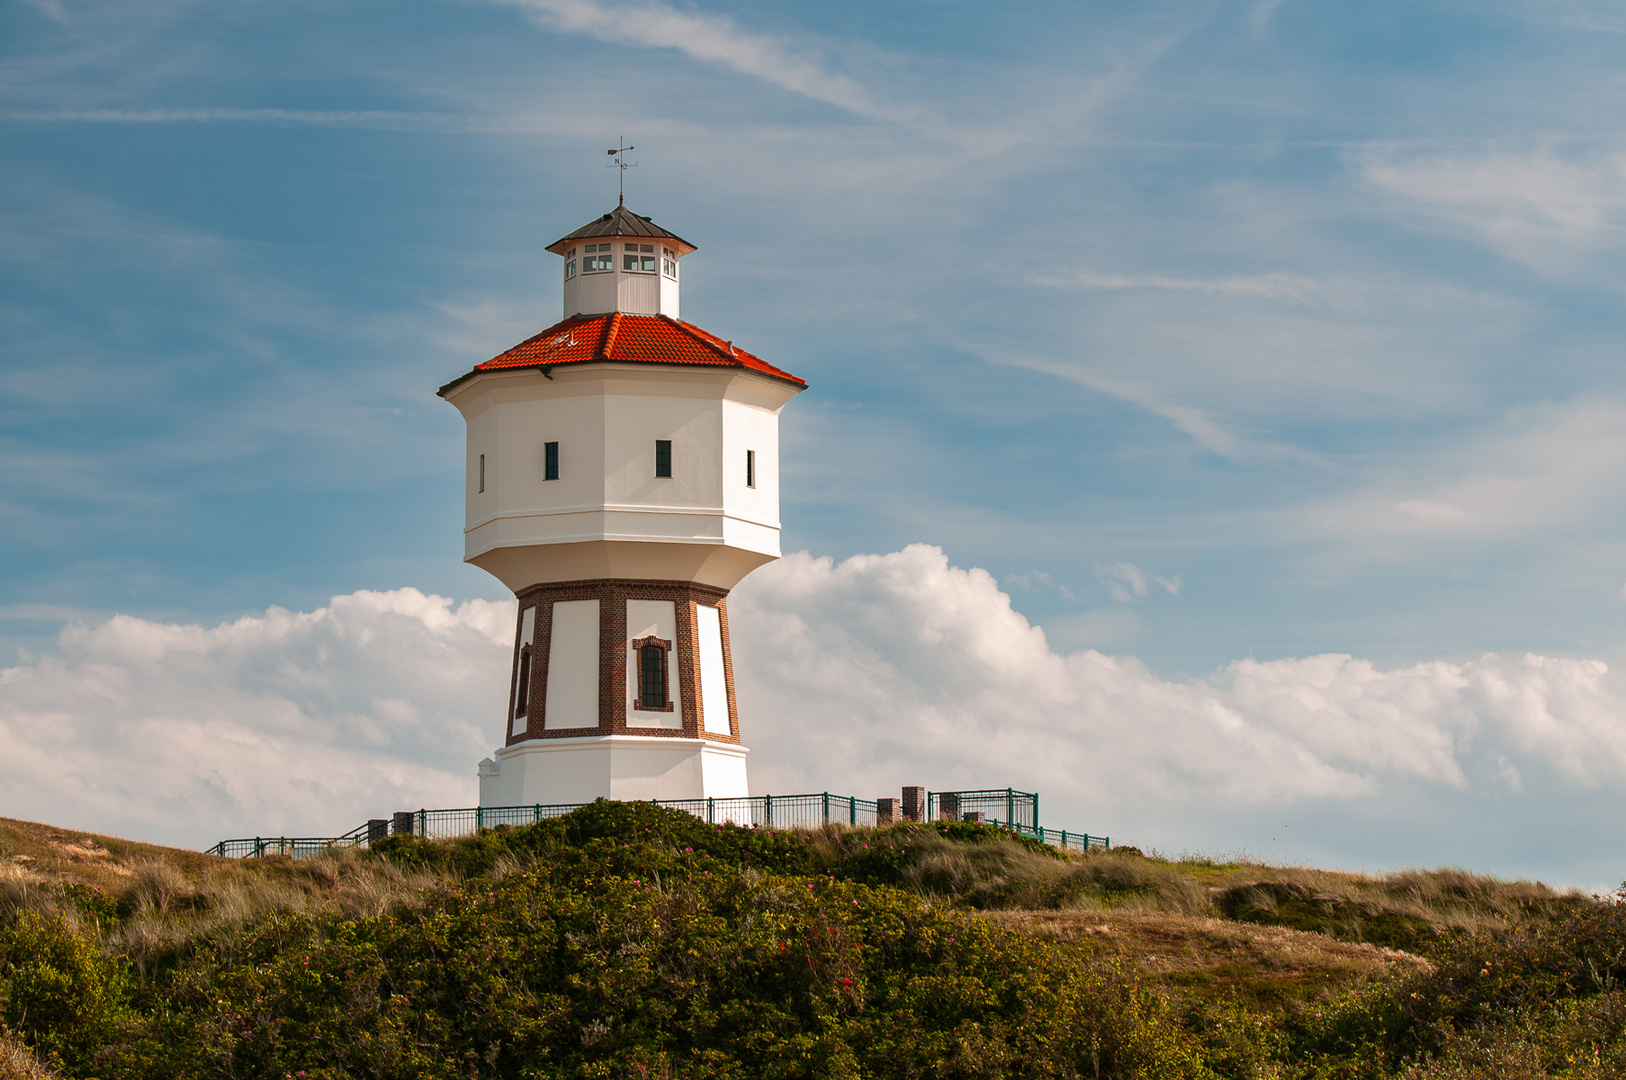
[0,817,440,983]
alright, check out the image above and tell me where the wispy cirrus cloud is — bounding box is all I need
[0,107,585,133]
[1038,271,1331,302]
[1506,0,1626,32]
[489,0,899,121]
[1096,562,1181,602]
[983,349,1246,458]
[1302,397,1626,552]
[1356,147,1626,269]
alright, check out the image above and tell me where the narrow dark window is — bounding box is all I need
[631,634,673,712]
[655,439,672,478]
[544,441,559,481]
[639,645,666,709]
[746,449,756,488]
[514,651,532,718]
[478,453,486,493]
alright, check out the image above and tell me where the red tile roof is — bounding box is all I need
[438,313,805,395]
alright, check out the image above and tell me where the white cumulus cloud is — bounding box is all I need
[0,589,511,848]
[4,551,1626,882]
[730,547,1626,879]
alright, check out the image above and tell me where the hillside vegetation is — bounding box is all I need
[0,806,1618,1078]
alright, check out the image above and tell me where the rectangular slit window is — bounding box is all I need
[746,449,756,489]
[544,441,559,481]
[514,651,532,719]
[478,453,485,493]
[655,439,672,478]
[639,646,665,709]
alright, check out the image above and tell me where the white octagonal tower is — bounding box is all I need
[439,204,805,807]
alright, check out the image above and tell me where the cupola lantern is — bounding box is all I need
[549,205,695,320]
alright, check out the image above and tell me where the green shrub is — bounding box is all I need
[97,867,1207,1079]
[0,911,126,1068]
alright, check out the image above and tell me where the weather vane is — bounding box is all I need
[606,138,637,206]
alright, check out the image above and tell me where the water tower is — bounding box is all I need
[438,202,805,807]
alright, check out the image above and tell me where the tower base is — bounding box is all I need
[477,735,749,807]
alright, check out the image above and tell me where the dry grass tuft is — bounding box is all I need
[0,1029,59,1080]
[126,859,196,916]
[895,830,1076,908]
[990,907,1429,1008]
[0,816,442,980]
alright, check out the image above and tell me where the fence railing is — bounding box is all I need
[403,793,886,841]
[208,790,1107,858]
[999,821,1111,853]
[928,789,1038,831]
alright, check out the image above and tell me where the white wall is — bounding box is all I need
[484,736,748,805]
[447,363,800,590]
[615,271,661,316]
[696,603,731,736]
[721,395,782,534]
[626,599,682,729]
[544,599,599,730]
[568,269,617,317]
[602,377,724,513]
[659,271,680,319]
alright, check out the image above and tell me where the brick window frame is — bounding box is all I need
[631,634,674,712]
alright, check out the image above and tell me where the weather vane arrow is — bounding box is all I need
[607,137,637,206]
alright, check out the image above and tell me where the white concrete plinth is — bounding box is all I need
[478,735,749,808]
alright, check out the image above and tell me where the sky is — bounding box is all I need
[4,0,1626,886]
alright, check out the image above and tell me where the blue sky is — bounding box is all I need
[6,0,1626,877]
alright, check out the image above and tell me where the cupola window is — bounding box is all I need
[544,441,559,481]
[623,243,656,273]
[655,439,672,478]
[582,244,613,272]
[662,247,677,278]
[564,248,577,279]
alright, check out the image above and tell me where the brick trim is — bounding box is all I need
[506,579,740,745]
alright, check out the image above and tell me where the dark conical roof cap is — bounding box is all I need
[546,205,696,255]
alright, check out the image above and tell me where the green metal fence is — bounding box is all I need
[927,788,1039,831]
[1003,821,1111,853]
[207,791,1108,858]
